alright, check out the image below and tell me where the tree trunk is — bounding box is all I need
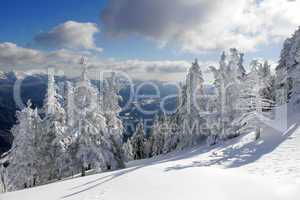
[33,177,36,186]
[255,127,261,140]
[81,166,86,177]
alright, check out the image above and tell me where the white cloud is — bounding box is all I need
[0,42,194,81]
[0,42,44,68]
[35,21,103,52]
[86,59,217,81]
[0,43,84,71]
[101,0,300,53]
[92,59,190,73]
[82,59,192,81]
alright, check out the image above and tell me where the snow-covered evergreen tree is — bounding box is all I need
[6,100,40,191]
[148,60,208,155]
[161,115,180,154]
[210,48,246,139]
[101,72,125,169]
[71,59,107,173]
[258,61,276,109]
[130,122,147,160]
[276,27,300,107]
[149,116,165,156]
[172,60,206,149]
[179,60,205,128]
[38,73,67,181]
[122,139,134,161]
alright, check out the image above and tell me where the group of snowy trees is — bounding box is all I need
[3,62,125,191]
[124,48,276,161]
[122,116,175,161]
[208,49,275,143]
[1,47,281,191]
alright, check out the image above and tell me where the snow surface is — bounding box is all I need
[1,105,300,200]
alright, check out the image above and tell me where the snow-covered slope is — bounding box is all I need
[1,105,300,200]
[244,125,300,180]
[2,165,299,200]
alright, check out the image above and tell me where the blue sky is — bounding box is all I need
[0,0,104,45]
[0,0,299,80]
[0,0,197,61]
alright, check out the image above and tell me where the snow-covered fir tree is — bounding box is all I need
[38,73,67,181]
[149,116,165,156]
[210,48,246,139]
[172,59,206,149]
[130,121,147,160]
[6,100,40,191]
[276,27,300,107]
[148,60,207,155]
[161,115,179,154]
[101,72,125,169]
[71,59,109,173]
[122,139,134,162]
[258,61,276,108]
